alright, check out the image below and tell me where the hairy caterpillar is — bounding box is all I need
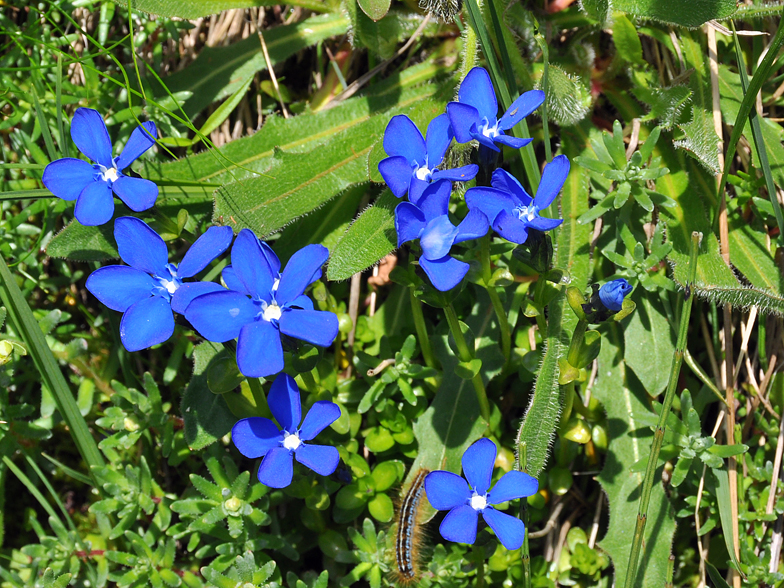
[393,468,430,585]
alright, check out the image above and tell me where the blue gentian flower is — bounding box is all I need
[378,113,478,203]
[425,438,538,550]
[232,373,340,488]
[42,108,158,226]
[395,179,488,292]
[446,67,544,155]
[185,230,338,378]
[464,155,568,244]
[599,278,633,312]
[86,217,233,352]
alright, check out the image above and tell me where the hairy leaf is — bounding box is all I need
[613,0,735,27]
[624,291,675,397]
[133,0,333,17]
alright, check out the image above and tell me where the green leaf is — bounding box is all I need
[711,468,742,572]
[542,65,590,127]
[634,85,691,131]
[612,13,644,66]
[357,0,391,21]
[156,14,348,117]
[580,0,611,24]
[133,0,333,17]
[594,330,676,587]
[214,99,444,237]
[728,219,783,298]
[326,190,397,281]
[182,342,238,450]
[613,0,735,27]
[624,291,675,397]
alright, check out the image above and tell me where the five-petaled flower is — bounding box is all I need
[395,179,489,292]
[465,154,568,244]
[378,114,478,203]
[42,108,158,226]
[599,278,633,312]
[231,373,340,488]
[425,438,538,550]
[86,217,233,352]
[446,67,544,156]
[185,229,338,378]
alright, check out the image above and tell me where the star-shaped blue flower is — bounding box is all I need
[86,217,233,352]
[42,108,158,226]
[425,438,538,550]
[232,373,340,488]
[464,155,568,244]
[185,230,339,378]
[378,113,479,203]
[446,67,544,154]
[395,179,488,292]
[599,278,633,312]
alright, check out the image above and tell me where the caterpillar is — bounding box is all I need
[393,468,430,585]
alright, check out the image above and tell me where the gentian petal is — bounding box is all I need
[86,265,155,312]
[383,115,426,164]
[425,471,471,510]
[115,121,157,170]
[482,507,526,550]
[299,401,341,441]
[488,471,539,505]
[420,216,459,260]
[471,131,501,152]
[42,158,95,201]
[408,176,430,206]
[527,216,563,232]
[178,225,234,278]
[419,179,452,221]
[425,113,453,166]
[394,202,426,247]
[279,309,339,347]
[70,107,113,168]
[497,90,545,131]
[170,281,225,314]
[119,295,174,352]
[231,229,276,300]
[185,290,256,342]
[114,217,168,276]
[494,210,529,244]
[74,181,114,226]
[379,156,413,198]
[446,102,480,144]
[276,244,328,306]
[267,373,301,431]
[257,446,294,488]
[221,265,248,294]
[439,504,479,544]
[493,134,532,150]
[458,68,498,121]
[261,241,282,276]
[419,255,469,292]
[599,278,632,312]
[289,295,314,310]
[535,155,570,210]
[491,169,531,206]
[295,444,339,476]
[112,176,158,212]
[465,186,517,224]
[432,164,479,183]
[236,320,284,378]
[462,438,496,495]
[454,208,489,244]
[232,417,283,458]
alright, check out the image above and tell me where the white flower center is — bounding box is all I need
[282,431,301,451]
[481,123,499,139]
[101,166,119,182]
[470,493,487,511]
[160,279,179,295]
[515,205,536,222]
[272,278,280,292]
[415,165,432,181]
[262,302,282,322]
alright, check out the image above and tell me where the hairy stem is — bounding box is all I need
[480,235,511,363]
[409,287,438,370]
[444,304,491,423]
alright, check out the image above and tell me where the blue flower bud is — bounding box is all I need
[598,279,633,312]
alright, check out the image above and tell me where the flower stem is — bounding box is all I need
[480,235,511,364]
[300,369,319,393]
[518,442,531,588]
[622,232,701,588]
[247,377,270,416]
[474,544,485,588]
[409,286,438,370]
[444,304,491,423]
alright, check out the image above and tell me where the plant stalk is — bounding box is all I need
[409,287,438,370]
[444,304,491,423]
[518,442,531,588]
[622,232,701,588]
[480,235,511,363]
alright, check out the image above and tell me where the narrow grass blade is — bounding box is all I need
[30,79,57,162]
[2,455,62,525]
[56,53,69,158]
[0,256,104,475]
[712,467,744,574]
[41,452,92,486]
